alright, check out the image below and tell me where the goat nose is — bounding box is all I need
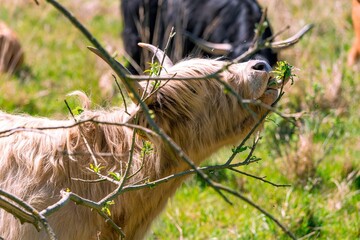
[250,61,271,72]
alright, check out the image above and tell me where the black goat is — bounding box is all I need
[121,0,278,73]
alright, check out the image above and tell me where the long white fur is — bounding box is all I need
[0,58,277,239]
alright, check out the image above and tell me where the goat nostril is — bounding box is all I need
[251,62,267,71]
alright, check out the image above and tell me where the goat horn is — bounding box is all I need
[138,42,174,70]
[270,24,314,50]
[184,31,233,55]
[87,46,144,104]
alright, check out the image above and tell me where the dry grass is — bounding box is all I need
[328,170,359,211]
[280,131,318,185]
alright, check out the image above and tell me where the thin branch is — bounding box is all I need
[118,126,138,191]
[126,158,145,180]
[0,190,57,240]
[40,190,126,238]
[214,183,297,240]
[251,8,267,47]
[158,26,175,75]
[71,177,106,184]
[40,191,72,218]
[225,89,286,166]
[64,99,99,166]
[40,191,126,237]
[64,99,75,119]
[229,168,291,187]
[141,78,172,104]
[0,196,38,227]
[142,28,175,103]
[118,158,269,194]
[40,190,125,238]
[112,74,130,115]
[0,118,157,138]
[85,167,122,185]
[96,210,125,239]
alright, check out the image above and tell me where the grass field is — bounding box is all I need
[0,0,359,239]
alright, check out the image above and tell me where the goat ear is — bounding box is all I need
[138,43,174,70]
[87,46,145,104]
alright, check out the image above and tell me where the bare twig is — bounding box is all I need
[0,190,57,240]
[213,184,297,240]
[64,99,99,166]
[251,8,267,47]
[0,118,157,138]
[158,27,176,75]
[229,168,291,187]
[225,91,286,166]
[0,196,38,228]
[112,74,130,115]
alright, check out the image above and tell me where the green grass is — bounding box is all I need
[1,0,359,239]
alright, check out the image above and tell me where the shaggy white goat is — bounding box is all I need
[0,43,283,239]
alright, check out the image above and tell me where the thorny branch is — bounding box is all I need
[0,1,314,239]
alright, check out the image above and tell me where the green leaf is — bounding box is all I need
[272,61,295,85]
[101,200,115,216]
[148,110,156,119]
[89,163,104,173]
[223,87,230,94]
[144,62,162,76]
[151,80,161,90]
[72,106,84,115]
[108,172,122,181]
[232,146,248,154]
[141,140,154,157]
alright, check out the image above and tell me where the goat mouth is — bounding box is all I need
[257,76,287,104]
[266,77,284,91]
[260,77,281,101]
